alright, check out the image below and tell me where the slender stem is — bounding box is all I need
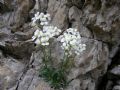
[42,46,47,68]
[61,50,69,72]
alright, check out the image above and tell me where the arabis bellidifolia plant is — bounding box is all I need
[32,12,51,26]
[31,12,86,89]
[58,28,86,56]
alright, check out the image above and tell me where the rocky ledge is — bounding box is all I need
[0,0,120,90]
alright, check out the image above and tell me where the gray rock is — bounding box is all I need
[80,79,95,90]
[106,80,113,90]
[1,0,35,31]
[28,77,53,90]
[65,79,81,90]
[0,50,3,58]
[51,6,69,30]
[117,80,120,85]
[1,0,120,90]
[0,26,35,59]
[110,65,120,76]
[73,38,108,78]
[0,57,25,90]
[47,0,69,30]
[69,6,92,38]
[17,69,35,90]
[66,0,85,9]
[113,85,120,90]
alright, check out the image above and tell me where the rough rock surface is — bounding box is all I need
[0,0,120,90]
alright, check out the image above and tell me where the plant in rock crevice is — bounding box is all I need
[58,28,86,56]
[31,12,86,89]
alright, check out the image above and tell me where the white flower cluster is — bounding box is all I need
[32,26,61,46]
[43,26,61,37]
[32,12,51,26]
[32,12,86,55]
[58,28,86,55]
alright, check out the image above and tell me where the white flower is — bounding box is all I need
[32,29,41,41]
[32,36,36,41]
[41,37,49,42]
[35,39,41,45]
[40,22,44,26]
[39,13,44,18]
[43,26,61,38]
[63,42,67,47]
[32,12,40,23]
[70,39,76,45]
[40,17,47,22]
[41,42,49,46]
[60,38,65,42]
[32,12,51,26]
[44,13,51,20]
[32,25,61,46]
[34,29,40,36]
[44,22,49,25]
[58,28,86,55]
[31,12,61,47]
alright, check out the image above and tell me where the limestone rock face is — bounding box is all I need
[0,0,120,90]
[0,51,25,90]
[0,0,35,31]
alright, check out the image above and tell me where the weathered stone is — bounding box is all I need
[81,79,95,90]
[113,85,120,90]
[16,68,53,90]
[2,41,34,59]
[110,65,120,77]
[0,26,35,59]
[1,0,35,31]
[1,0,120,90]
[66,0,85,9]
[17,69,35,90]
[117,80,120,85]
[69,6,92,38]
[105,80,113,90]
[0,50,3,58]
[47,0,68,30]
[65,79,81,90]
[34,80,53,90]
[0,57,25,90]
[51,6,69,30]
[68,38,109,80]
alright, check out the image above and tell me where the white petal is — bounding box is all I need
[70,40,76,45]
[64,46,69,50]
[32,36,36,41]
[56,32,59,35]
[35,39,41,45]
[34,29,40,36]
[45,42,49,45]
[44,22,48,25]
[41,37,46,42]
[40,17,47,22]
[40,22,44,25]
[63,43,66,47]
[41,43,46,46]
[58,29,61,33]
[61,38,65,42]
[46,14,50,17]
[41,42,49,46]
[40,13,44,17]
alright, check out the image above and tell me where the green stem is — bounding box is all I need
[61,51,69,73]
[42,46,47,68]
